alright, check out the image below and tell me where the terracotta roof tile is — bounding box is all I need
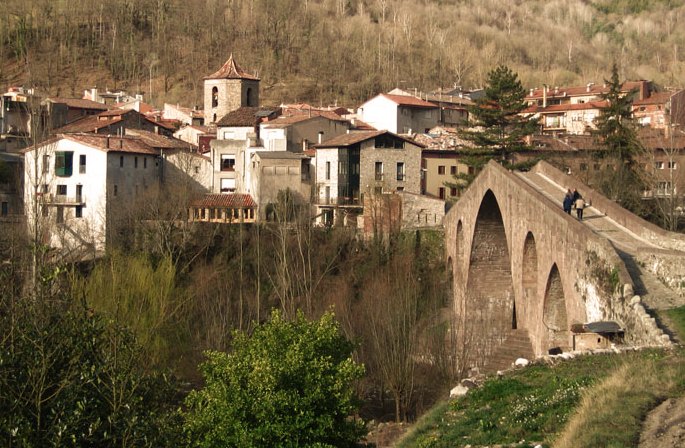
[55,115,123,133]
[205,54,259,81]
[523,101,608,114]
[216,107,278,127]
[125,129,194,149]
[190,193,257,208]
[380,94,438,108]
[633,91,673,106]
[62,134,159,155]
[315,130,425,148]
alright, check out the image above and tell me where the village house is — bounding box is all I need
[357,93,439,135]
[387,88,471,127]
[163,103,205,126]
[313,130,423,226]
[0,87,43,151]
[22,134,162,256]
[56,108,175,137]
[259,114,350,152]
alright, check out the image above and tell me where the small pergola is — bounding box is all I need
[189,193,257,224]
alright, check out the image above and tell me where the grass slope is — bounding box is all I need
[399,342,685,448]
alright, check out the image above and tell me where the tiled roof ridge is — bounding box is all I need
[205,54,260,81]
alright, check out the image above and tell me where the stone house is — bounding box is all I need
[250,151,313,217]
[313,130,423,225]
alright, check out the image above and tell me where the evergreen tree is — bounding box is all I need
[592,63,646,211]
[453,65,538,193]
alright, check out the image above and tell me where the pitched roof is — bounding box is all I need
[315,130,425,148]
[61,134,159,155]
[216,107,277,127]
[262,114,320,128]
[125,129,194,150]
[380,93,438,109]
[205,54,260,81]
[190,193,257,208]
[633,91,673,106]
[47,97,111,110]
[525,81,649,101]
[55,115,123,133]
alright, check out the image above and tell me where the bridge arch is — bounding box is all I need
[543,263,569,351]
[466,190,514,342]
[520,232,538,330]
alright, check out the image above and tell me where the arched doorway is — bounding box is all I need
[543,264,569,352]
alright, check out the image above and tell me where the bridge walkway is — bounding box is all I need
[515,170,684,318]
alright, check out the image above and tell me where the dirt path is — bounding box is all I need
[639,396,685,448]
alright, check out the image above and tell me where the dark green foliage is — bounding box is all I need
[592,63,647,211]
[461,66,538,158]
[183,311,366,448]
[0,296,182,447]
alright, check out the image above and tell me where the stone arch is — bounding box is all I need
[466,190,514,345]
[543,263,569,351]
[211,87,219,108]
[520,232,538,329]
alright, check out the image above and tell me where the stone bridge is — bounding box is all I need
[444,160,685,368]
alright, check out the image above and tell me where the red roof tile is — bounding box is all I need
[190,194,257,208]
[315,130,425,148]
[55,115,124,133]
[205,54,260,81]
[633,91,673,106]
[125,129,194,149]
[62,134,159,155]
[523,101,608,114]
[380,94,438,108]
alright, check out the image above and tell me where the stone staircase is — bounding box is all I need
[484,329,535,373]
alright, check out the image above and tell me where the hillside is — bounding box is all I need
[1,0,685,109]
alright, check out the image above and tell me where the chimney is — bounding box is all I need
[543,85,547,108]
[586,82,594,93]
[318,131,324,144]
[529,88,534,96]
[554,86,559,94]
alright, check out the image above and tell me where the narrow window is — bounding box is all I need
[75,206,83,218]
[450,166,457,175]
[375,162,383,181]
[439,187,445,199]
[42,155,50,174]
[221,155,236,171]
[79,154,86,174]
[450,187,458,196]
[325,161,331,180]
[212,87,219,108]
[56,184,67,196]
[113,185,118,197]
[438,165,446,175]
[396,162,405,181]
[120,156,124,167]
[1,202,7,216]
[56,206,64,224]
[144,157,147,169]
[135,157,138,168]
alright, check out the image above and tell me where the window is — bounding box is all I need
[220,178,236,193]
[75,206,83,218]
[113,185,118,197]
[79,155,86,174]
[212,87,218,108]
[221,155,236,171]
[325,161,331,180]
[450,187,458,196]
[1,202,7,216]
[397,186,404,192]
[396,162,405,181]
[56,206,64,224]
[42,155,50,174]
[374,186,383,195]
[55,151,74,177]
[657,181,673,196]
[144,157,147,169]
[375,162,383,181]
[668,161,677,169]
[76,185,83,202]
[134,156,138,168]
[56,184,67,196]
[655,161,664,169]
[438,165,446,175]
[450,166,457,175]
[439,187,445,199]
[580,163,588,171]
[120,156,124,167]
[338,161,347,175]
[194,165,200,174]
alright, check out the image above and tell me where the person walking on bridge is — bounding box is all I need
[575,194,585,220]
[563,189,574,214]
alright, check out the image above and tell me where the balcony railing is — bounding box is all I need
[41,193,85,205]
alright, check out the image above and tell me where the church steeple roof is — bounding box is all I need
[204,54,260,81]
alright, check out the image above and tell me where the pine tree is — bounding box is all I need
[592,63,646,210]
[452,65,537,192]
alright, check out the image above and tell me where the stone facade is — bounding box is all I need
[398,191,445,229]
[204,78,259,124]
[359,139,421,195]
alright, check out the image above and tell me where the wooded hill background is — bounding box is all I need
[1,0,684,108]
